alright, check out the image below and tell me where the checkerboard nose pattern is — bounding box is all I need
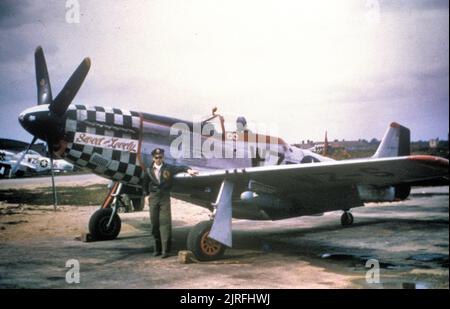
[64,105,143,184]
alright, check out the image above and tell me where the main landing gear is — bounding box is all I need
[87,182,145,240]
[88,182,123,240]
[87,178,230,262]
[340,210,354,227]
[187,180,234,261]
[89,208,121,240]
[187,221,226,261]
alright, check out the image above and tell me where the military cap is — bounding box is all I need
[151,148,165,156]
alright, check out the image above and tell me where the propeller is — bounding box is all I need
[51,57,91,116]
[15,46,91,209]
[35,46,53,105]
[9,136,38,177]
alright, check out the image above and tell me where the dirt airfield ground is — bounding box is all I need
[0,174,448,289]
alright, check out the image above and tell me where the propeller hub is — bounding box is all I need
[18,105,65,143]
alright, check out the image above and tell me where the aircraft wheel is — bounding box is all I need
[89,208,121,240]
[341,211,354,227]
[187,221,226,261]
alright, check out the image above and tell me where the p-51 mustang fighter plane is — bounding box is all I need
[1,148,74,178]
[15,47,448,260]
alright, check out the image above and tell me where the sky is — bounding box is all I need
[0,0,448,144]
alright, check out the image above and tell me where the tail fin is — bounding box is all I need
[372,122,410,158]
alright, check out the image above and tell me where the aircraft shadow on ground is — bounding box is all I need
[111,213,448,268]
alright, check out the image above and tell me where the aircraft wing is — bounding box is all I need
[176,155,449,194]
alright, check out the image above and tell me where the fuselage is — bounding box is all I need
[55,104,332,183]
[18,103,335,219]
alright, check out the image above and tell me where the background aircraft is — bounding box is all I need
[13,47,449,260]
[0,148,74,178]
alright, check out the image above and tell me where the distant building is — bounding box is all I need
[429,138,439,149]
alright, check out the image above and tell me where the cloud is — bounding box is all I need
[0,0,31,29]
[381,0,449,12]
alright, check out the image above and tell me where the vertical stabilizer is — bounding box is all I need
[372,122,410,158]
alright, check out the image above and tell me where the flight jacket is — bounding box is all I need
[143,162,190,195]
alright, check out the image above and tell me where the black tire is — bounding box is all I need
[88,208,121,240]
[132,198,144,211]
[395,185,411,201]
[341,211,354,227]
[187,221,226,261]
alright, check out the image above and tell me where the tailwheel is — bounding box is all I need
[88,208,121,240]
[187,221,226,261]
[341,211,354,227]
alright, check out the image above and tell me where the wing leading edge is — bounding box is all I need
[176,155,448,193]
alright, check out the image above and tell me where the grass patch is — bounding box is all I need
[0,184,109,206]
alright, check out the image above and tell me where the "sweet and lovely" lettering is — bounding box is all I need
[74,132,138,153]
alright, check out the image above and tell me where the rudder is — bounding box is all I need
[372,122,410,158]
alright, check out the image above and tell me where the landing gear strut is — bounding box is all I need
[340,211,354,227]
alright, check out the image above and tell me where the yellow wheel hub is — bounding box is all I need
[200,231,222,256]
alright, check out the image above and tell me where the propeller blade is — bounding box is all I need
[51,57,91,116]
[47,140,58,210]
[35,46,53,105]
[10,136,38,177]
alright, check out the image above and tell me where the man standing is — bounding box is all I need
[143,148,198,258]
